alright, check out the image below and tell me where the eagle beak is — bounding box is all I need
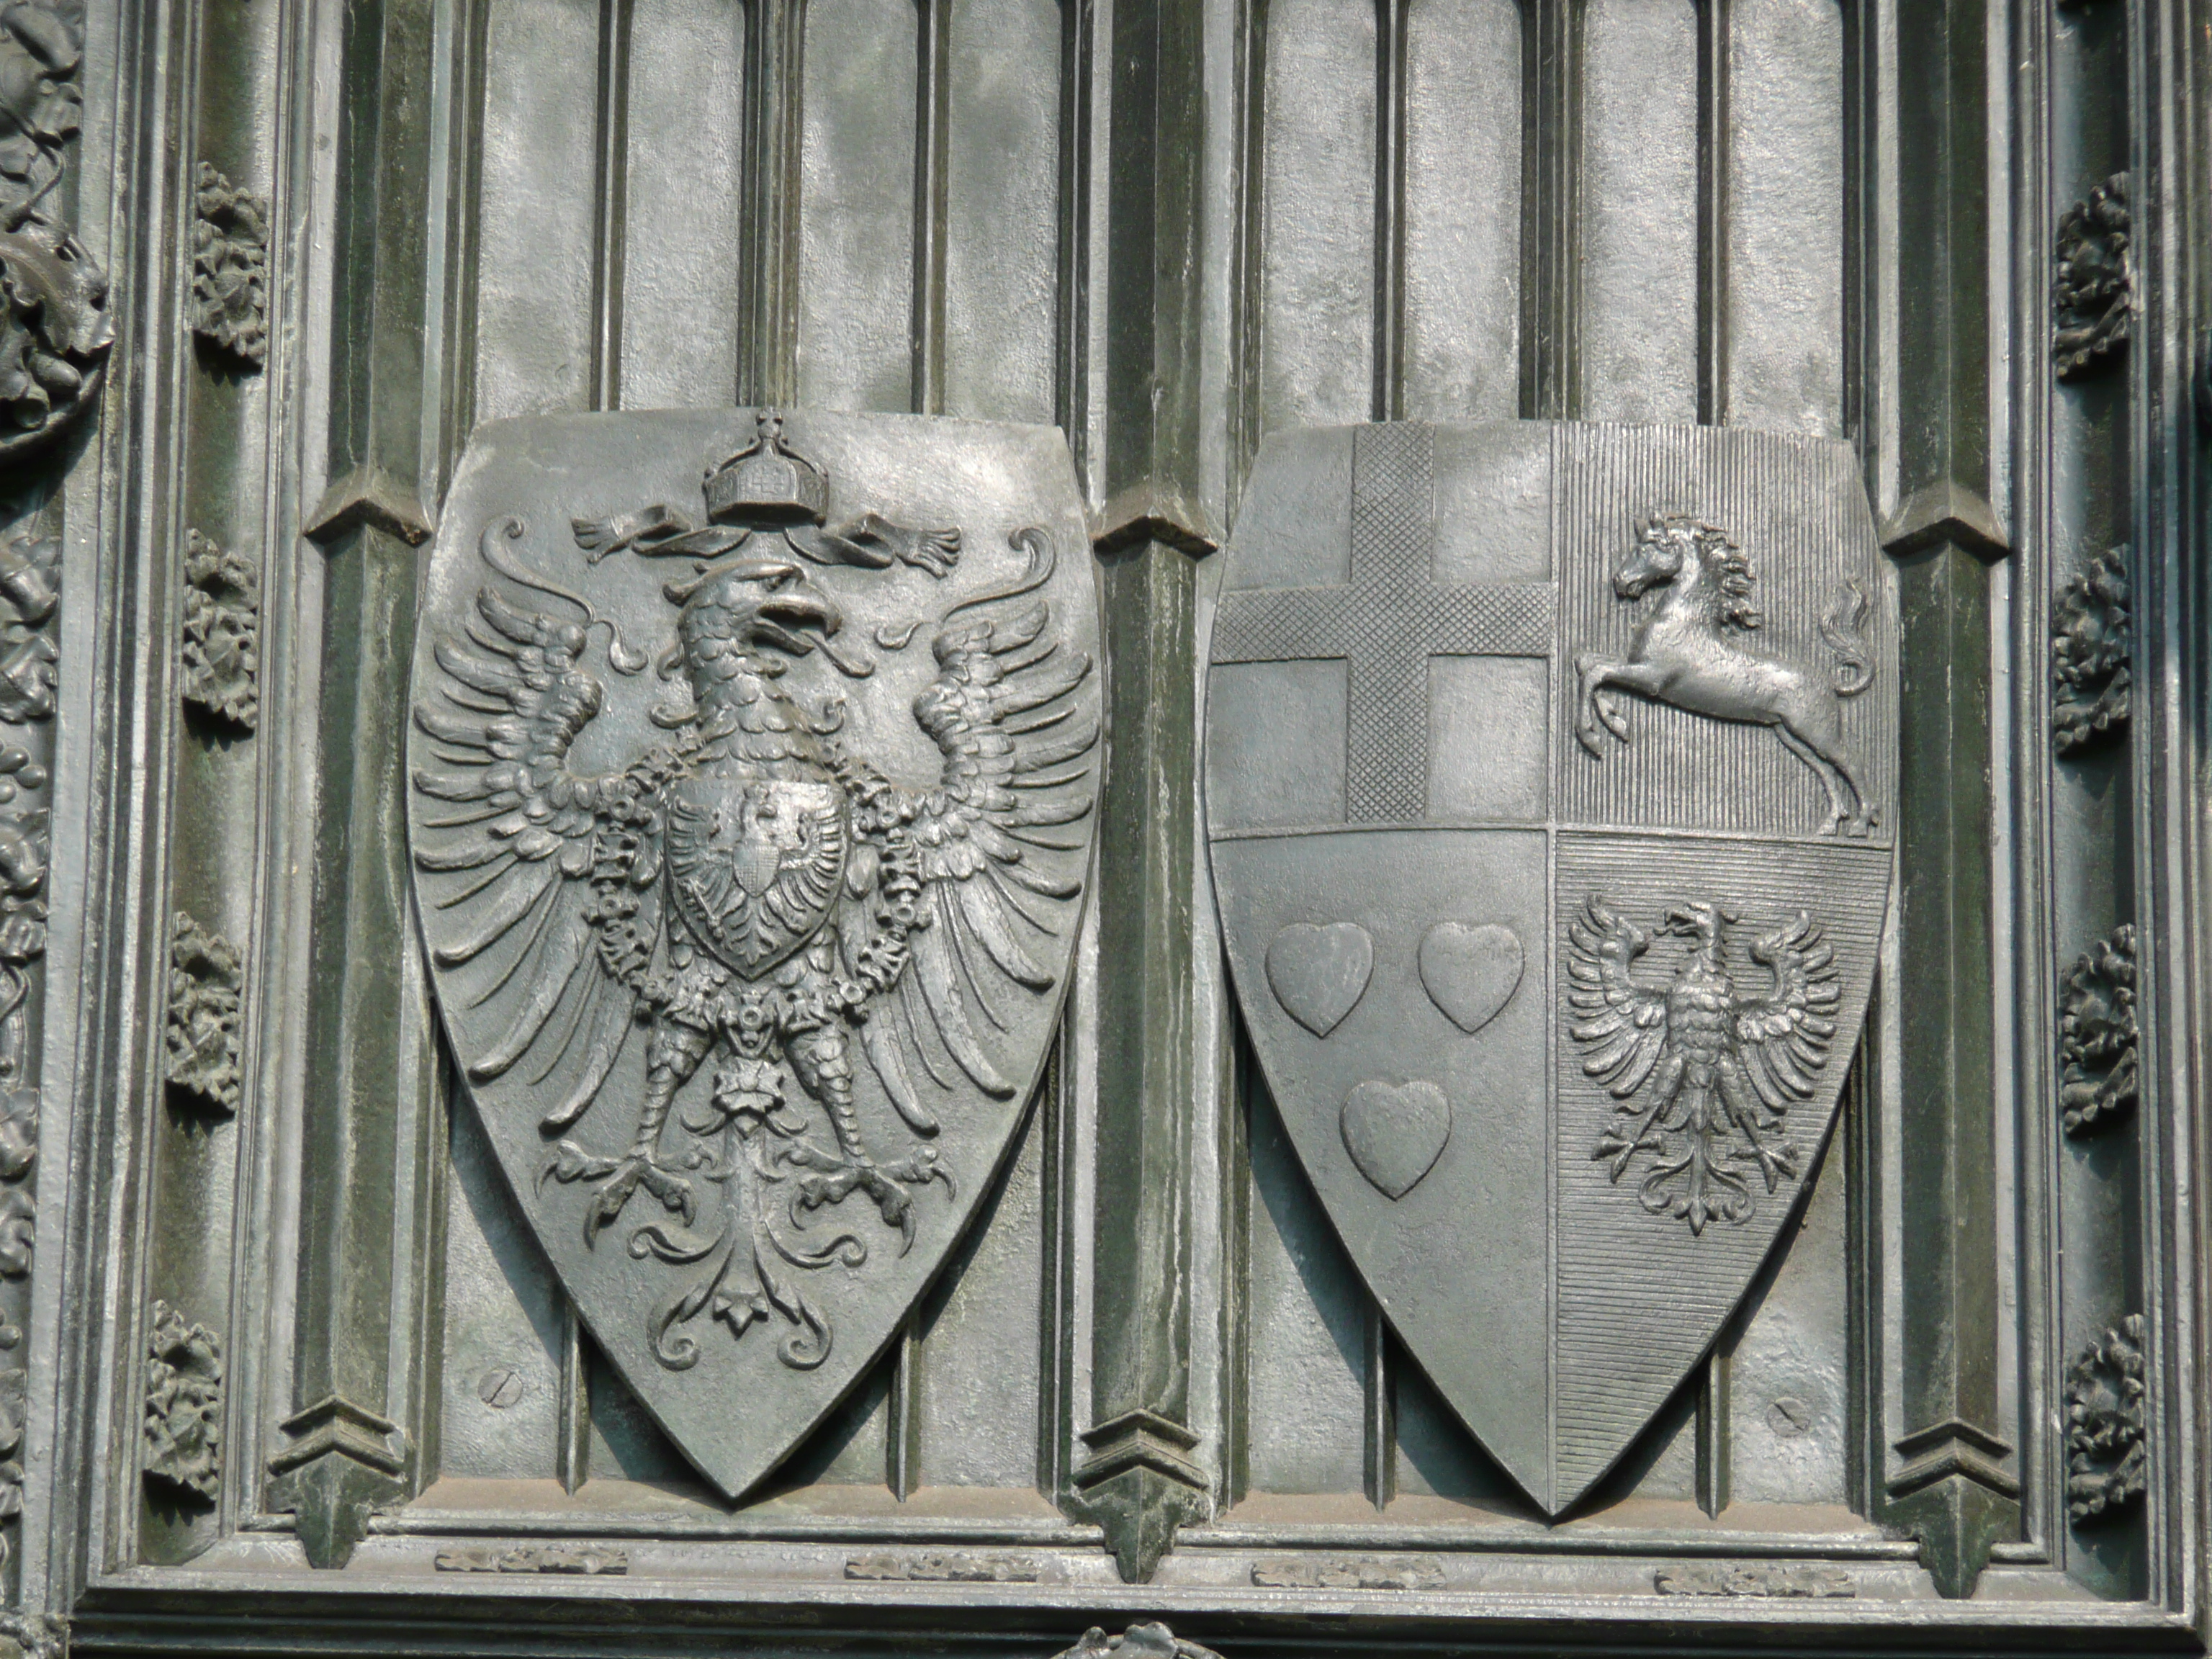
[752,579,844,656]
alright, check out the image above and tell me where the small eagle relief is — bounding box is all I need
[411,415,1096,1374]
[1568,895,1842,1236]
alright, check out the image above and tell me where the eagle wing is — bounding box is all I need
[1731,909,1843,1112]
[1566,894,1671,1097]
[411,582,672,1133]
[845,537,1097,1132]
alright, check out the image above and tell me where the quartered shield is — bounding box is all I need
[408,409,1099,1500]
[1205,422,1896,1515]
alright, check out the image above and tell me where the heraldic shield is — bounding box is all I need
[408,409,1099,1500]
[1205,422,1896,1516]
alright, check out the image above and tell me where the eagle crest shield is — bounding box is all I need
[409,410,1098,1500]
[1205,422,1896,1515]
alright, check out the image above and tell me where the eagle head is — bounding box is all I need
[671,554,845,665]
[1660,902,1737,954]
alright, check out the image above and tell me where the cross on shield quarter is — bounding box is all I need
[1205,421,1896,1515]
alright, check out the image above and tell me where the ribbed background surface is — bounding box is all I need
[1554,425,1894,843]
[1550,833,1888,1504]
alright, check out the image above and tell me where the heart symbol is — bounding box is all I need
[1341,1080,1452,1200]
[1265,922,1374,1038]
[1419,922,1524,1034]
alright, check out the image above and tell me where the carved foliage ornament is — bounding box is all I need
[2059,923,2136,1136]
[181,529,259,728]
[408,408,1099,1501]
[0,1611,63,1659]
[1049,1627,1223,1659]
[143,1300,222,1501]
[2052,545,2129,754]
[0,528,54,726]
[191,162,268,367]
[165,910,243,1115]
[2067,1314,2147,1524]
[2054,174,2131,379]
[0,531,50,1360]
[1206,423,1893,1517]
[0,4,109,462]
[0,1364,22,1564]
[0,516,52,1577]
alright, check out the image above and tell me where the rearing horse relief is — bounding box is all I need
[1575,515,1877,836]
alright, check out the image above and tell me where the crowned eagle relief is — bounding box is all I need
[1569,894,1842,1236]
[409,411,1097,1486]
[1208,421,1893,1513]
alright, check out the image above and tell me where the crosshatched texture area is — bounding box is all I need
[1212,426,1557,828]
[1351,426,1478,820]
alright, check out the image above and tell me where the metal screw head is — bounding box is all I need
[1766,1395,1813,1437]
[477,1367,525,1409]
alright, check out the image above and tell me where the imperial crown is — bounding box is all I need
[705,409,829,526]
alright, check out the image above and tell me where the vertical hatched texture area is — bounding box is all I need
[1551,835,1887,1503]
[1555,424,1894,841]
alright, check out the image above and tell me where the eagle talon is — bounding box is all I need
[790,1146,953,1254]
[578,1154,696,1247]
